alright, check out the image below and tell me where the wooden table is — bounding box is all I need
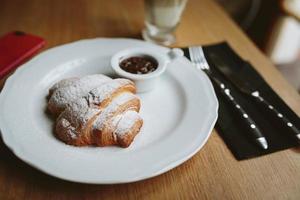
[0,0,299,199]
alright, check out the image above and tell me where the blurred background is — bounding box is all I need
[216,0,300,92]
[0,0,299,93]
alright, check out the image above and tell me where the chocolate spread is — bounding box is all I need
[120,56,158,74]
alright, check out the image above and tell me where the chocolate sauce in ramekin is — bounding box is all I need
[120,56,158,74]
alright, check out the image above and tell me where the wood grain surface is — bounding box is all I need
[0,0,300,199]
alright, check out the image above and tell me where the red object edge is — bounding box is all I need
[0,31,46,79]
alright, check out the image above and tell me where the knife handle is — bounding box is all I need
[210,76,268,149]
[251,91,300,142]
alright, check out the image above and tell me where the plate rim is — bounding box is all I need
[0,38,218,184]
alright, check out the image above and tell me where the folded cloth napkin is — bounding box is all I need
[183,42,300,160]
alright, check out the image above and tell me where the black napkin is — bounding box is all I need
[182,42,300,160]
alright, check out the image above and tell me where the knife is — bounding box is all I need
[208,53,300,143]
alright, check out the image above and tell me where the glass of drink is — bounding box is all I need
[142,0,188,46]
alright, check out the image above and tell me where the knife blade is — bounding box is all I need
[208,52,300,143]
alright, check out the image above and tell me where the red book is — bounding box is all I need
[0,31,46,79]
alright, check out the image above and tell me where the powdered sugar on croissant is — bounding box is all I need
[48,74,111,115]
[48,74,143,147]
[111,110,143,147]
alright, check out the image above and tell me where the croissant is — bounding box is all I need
[48,74,143,147]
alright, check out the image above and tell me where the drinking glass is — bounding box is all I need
[142,0,188,46]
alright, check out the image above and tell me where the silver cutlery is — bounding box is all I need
[189,46,268,150]
[208,53,300,143]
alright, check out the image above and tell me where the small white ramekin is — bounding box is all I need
[111,47,183,93]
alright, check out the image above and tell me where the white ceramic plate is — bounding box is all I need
[0,38,218,184]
